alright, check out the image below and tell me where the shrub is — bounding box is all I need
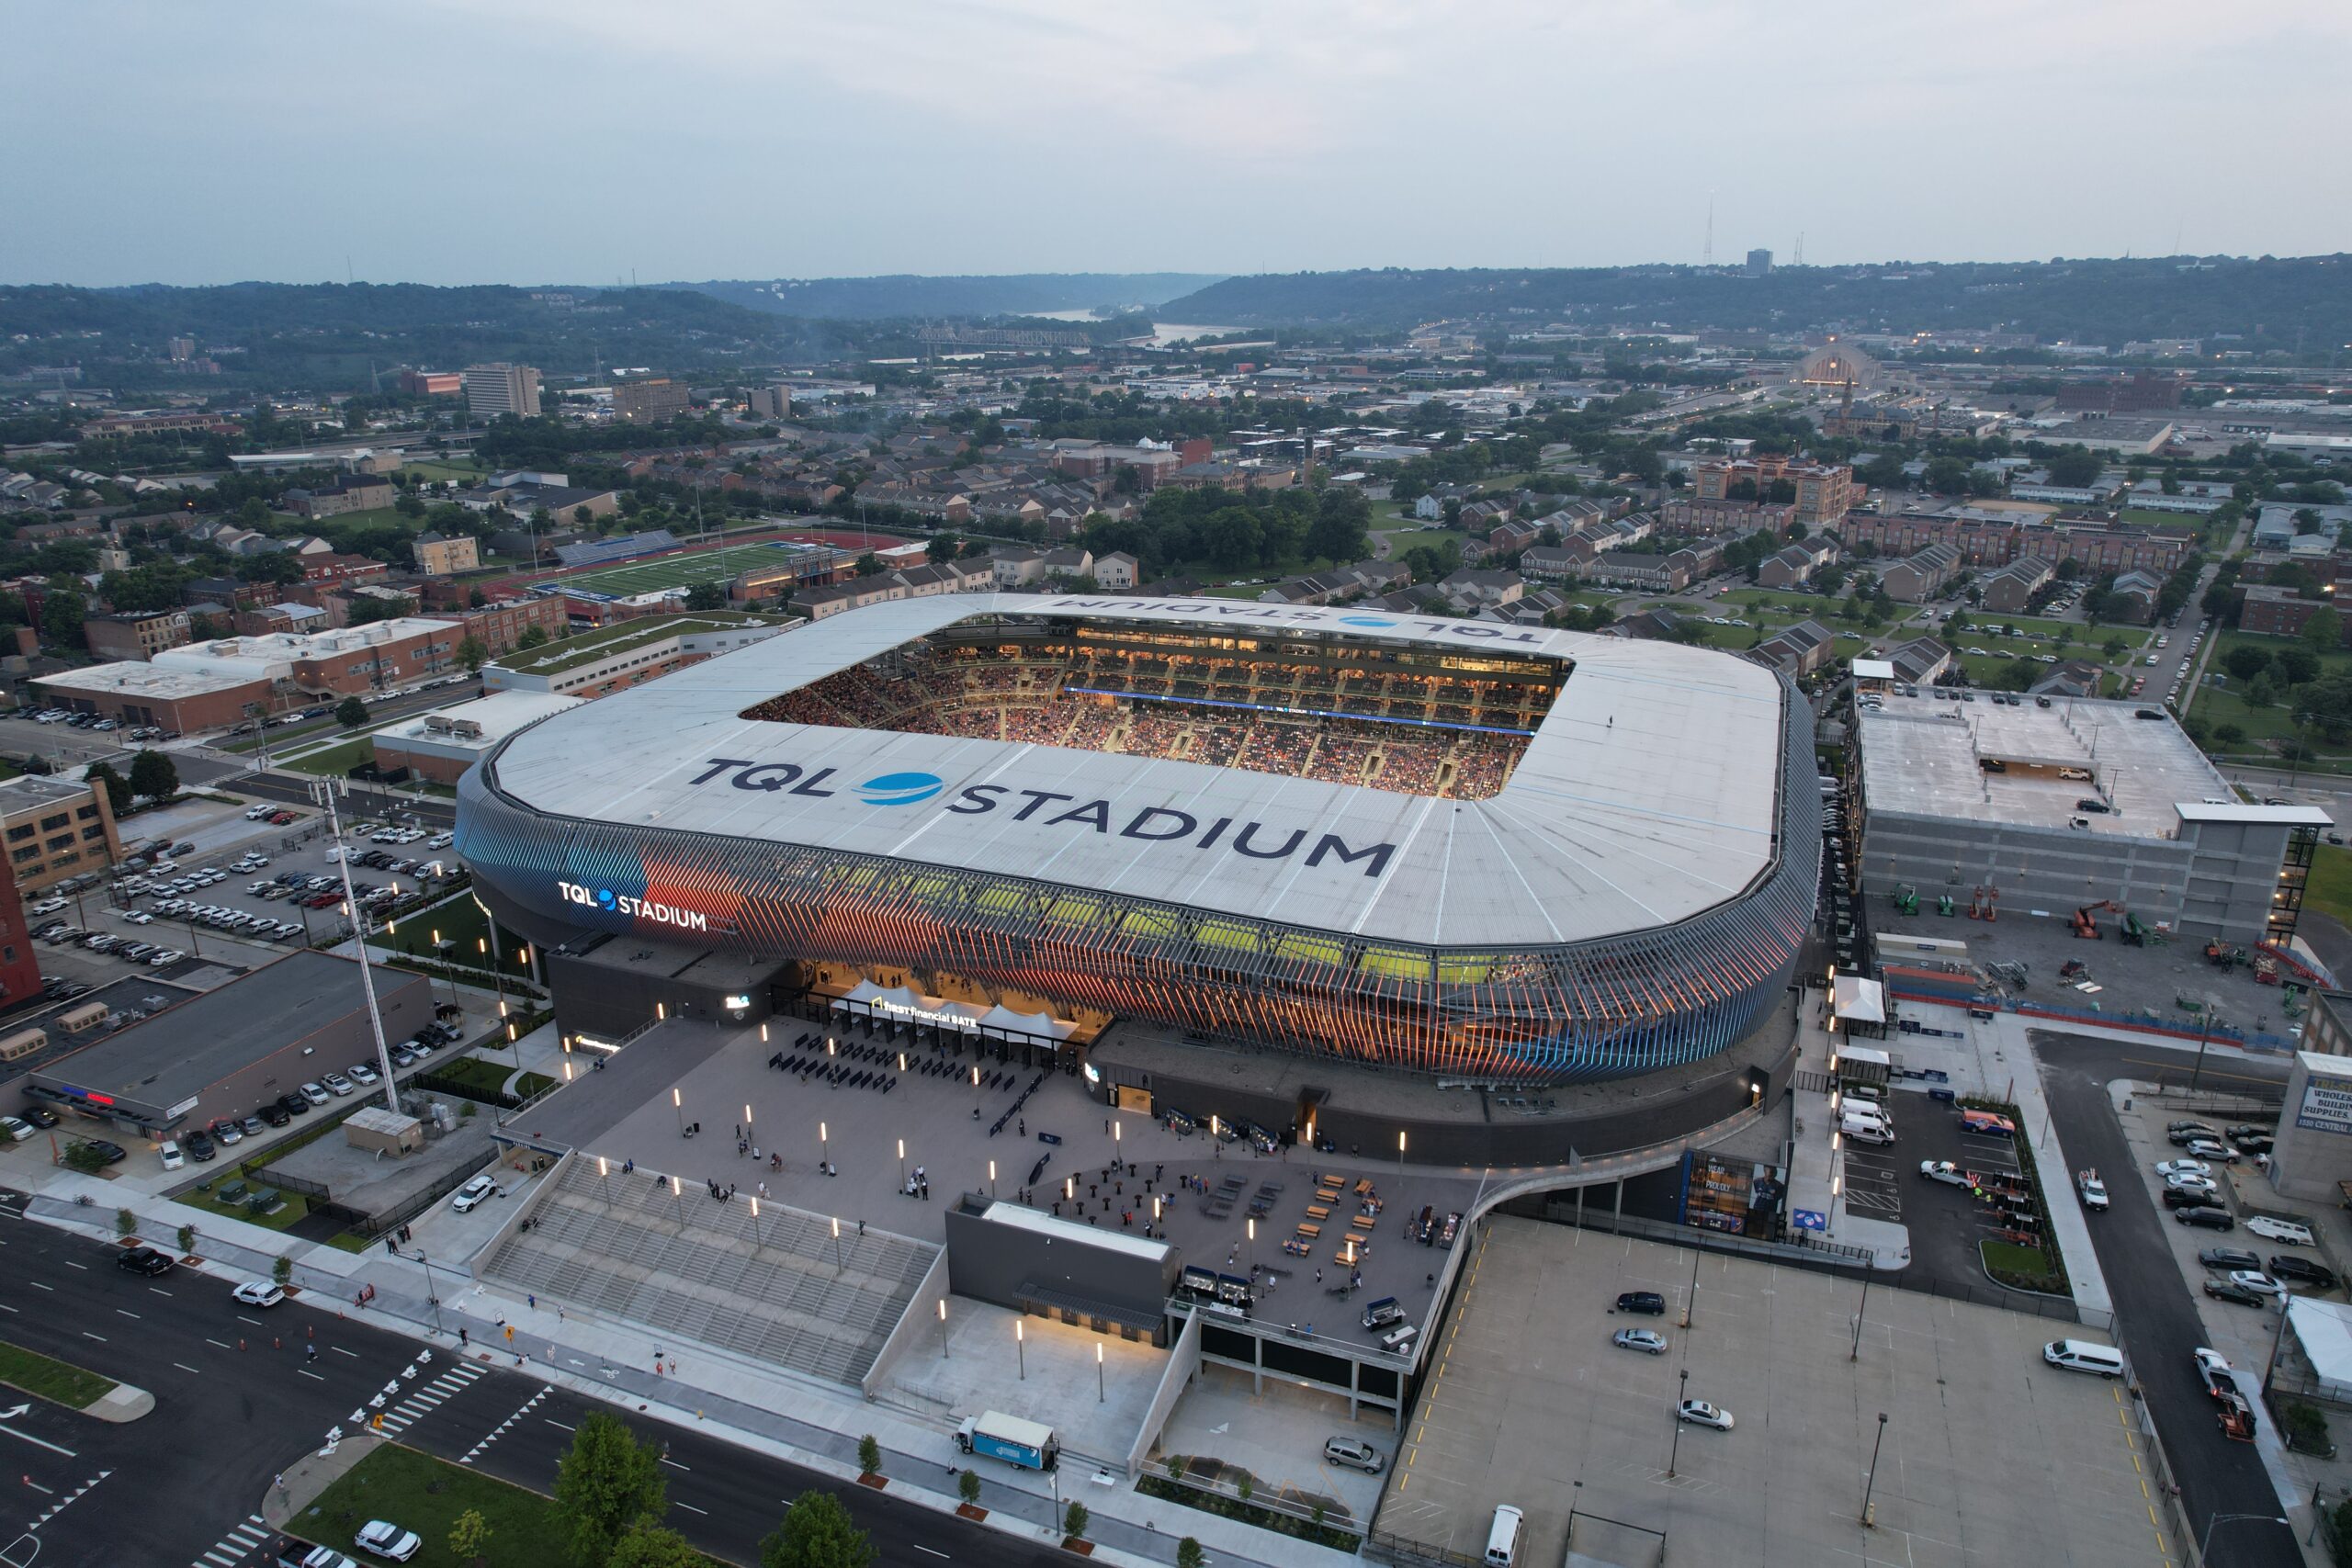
[177,1223,195,1253]
[856,1434,881,1477]
[957,1469,980,1506]
[1177,1540,1205,1568]
[2286,1400,2332,1454]
[1063,1500,1089,1542]
[272,1254,293,1286]
[115,1207,136,1239]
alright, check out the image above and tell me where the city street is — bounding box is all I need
[0,1201,1056,1566]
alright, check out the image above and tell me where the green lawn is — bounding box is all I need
[400,459,487,484]
[423,1055,554,1101]
[1945,612,2142,644]
[2305,845,2352,930]
[282,737,379,776]
[0,1340,117,1408]
[2188,627,2352,768]
[299,1443,573,1568]
[174,1179,316,1233]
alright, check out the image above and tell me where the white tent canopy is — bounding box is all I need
[2289,1297,2352,1403]
[1833,975,1887,1025]
[831,982,1072,1043]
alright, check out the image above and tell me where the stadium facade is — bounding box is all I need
[456,595,1820,1082]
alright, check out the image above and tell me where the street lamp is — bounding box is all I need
[987,1157,995,1199]
[1398,1129,1407,1178]
[1852,1267,1873,1361]
[414,1250,444,1336]
[673,1087,684,1135]
[820,1120,829,1172]
[831,1215,843,1269]
[938,1298,949,1359]
[1860,1412,1888,1526]
[1096,1340,1105,1403]
[1016,1319,1025,1381]
[899,1139,907,1189]
[750,1196,765,1248]
[1668,1368,1688,1478]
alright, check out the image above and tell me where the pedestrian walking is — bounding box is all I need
[306,1343,319,1362]
[528,1293,536,1310]
[459,1327,469,1346]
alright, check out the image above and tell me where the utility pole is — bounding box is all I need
[310,777,401,1114]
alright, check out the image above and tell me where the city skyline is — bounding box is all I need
[4,0,2348,288]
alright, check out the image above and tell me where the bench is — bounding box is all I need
[1344,1231,1368,1248]
[1306,1203,1332,1221]
[1295,1223,1321,1240]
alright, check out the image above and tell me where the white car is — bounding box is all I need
[2155,1159,2211,1180]
[2077,1172,2109,1211]
[2165,1173,2219,1196]
[232,1280,287,1308]
[354,1520,421,1562]
[125,912,153,925]
[322,1072,355,1096]
[2194,1347,2233,1381]
[157,1139,184,1169]
[450,1174,501,1213]
[2229,1270,2286,1301]
[2248,1216,2316,1247]
[1676,1399,1735,1431]
[0,1116,31,1143]
[1918,1160,1971,1187]
[1613,1327,1668,1355]
[348,1063,380,1086]
[300,1082,331,1106]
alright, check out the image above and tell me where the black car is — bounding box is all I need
[20,1105,57,1130]
[277,1092,311,1118]
[2227,1124,2273,1143]
[2200,1247,2262,1272]
[2234,1135,2275,1156]
[2163,1187,2222,1210]
[2168,1127,2222,1147]
[2206,1278,2269,1307]
[2269,1256,2340,1290]
[115,1246,173,1276]
[257,1102,290,1127]
[1614,1292,1667,1315]
[72,1139,125,1166]
[2176,1205,2236,1230]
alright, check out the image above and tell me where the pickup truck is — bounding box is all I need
[956,1411,1058,1472]
[2077,1170,2109,1212]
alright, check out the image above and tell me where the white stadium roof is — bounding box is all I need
[481,594,1792,949]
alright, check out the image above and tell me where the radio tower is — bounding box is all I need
[1702,194,1714,268]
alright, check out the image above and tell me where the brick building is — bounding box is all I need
[612,376,692,424]
[1693,456,1857,525]
[1657,497,1795,538]
[2239,585,2345,642]
[82,608,192,662]
[413,532,480,576]
[0,774,121,893]
[1978,558,2055,614]
[1878,544,1961,603]
[36,617,470,730]
[283,474,395,519]
[0,851,43,1012]
[426,596,566,657]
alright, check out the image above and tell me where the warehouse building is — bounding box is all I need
[1854,691,2327,943]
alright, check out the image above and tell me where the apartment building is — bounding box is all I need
[1693,456,1857,525]
[82,608,192,662]
[413,532,480,576]
[463,362,542,421]
[1878,544,1961,603]
[0,774,121,893]
[612,376,692,424]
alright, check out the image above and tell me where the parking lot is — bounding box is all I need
[1373,1215,2170,1568]
[1890,1090,2040,1296]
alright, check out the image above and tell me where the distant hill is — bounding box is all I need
[1157,255,2352,347]
[677,274,1226,321]
[0,282,855,391]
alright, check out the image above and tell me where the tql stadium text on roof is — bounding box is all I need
[455,595,1818,1082]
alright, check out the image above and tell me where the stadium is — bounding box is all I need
[455,593,1821,1083]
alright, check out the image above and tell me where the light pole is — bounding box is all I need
[831,1215,843,1269]
[673,1087,684,1136]
[1668,1368,1687,1478]
[987,1158,996,1200]
[1860,1412,1887,1526]
[2199,1513,2288,1561]
[414,1250,444,1336]
[1016,1319,1025,1381]
[1096,1340,1105,1403]
[899,1139,907,1190]
[938,1298,949,1359]
[309,777,399,1113]
[744,1104,753,1146]
[1682,1246,1700,1329]
[1397,1129,1406,1179]
[820,1120,829,1173]
[750,1196,765,1248]
[1852,1268,1873,1361]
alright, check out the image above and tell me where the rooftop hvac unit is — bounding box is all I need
[423,715,455,734]
[450,720,483,739]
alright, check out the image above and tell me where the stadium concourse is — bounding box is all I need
[457,593,1821,1091]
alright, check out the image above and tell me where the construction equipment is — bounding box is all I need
[2059,959,2090,981]
[2206,942,2247,971]
[2072,899,2124,940]
[2122,913,2153,947]
[1988,960,2030,991]
[1966,885,1999,921]
[1893,884,1919,917]
[1936,894,1956,917]
[2256,942,2331,988]
[2254,953,2280,986]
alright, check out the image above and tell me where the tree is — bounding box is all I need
[335,696,369,729]
[956,1469,980,1508]
[115,1206,136,1239]
[2302,608,2343,652]
[2044,446,2103,488]
[853,552,884,578]
[469,587,489,608]
[759,1491,876,1568]
[1063,1500,1090,1542]
[683,582,728,611]
[607,1519,702,1568]
[272,1254,292,1285]
[177,1222,196,1252]
[2214,724,2246,745]
[1176,1540,1206,1568]
[2274,646,2323,686]
[2293,675,2352,743]
[2224,645,2273,682]
[128,749,177,803]
[62,1141,107,1174]
[554,1413,669,1568]
[855,1434,881,1477]
[926,534,961,564]
[517,625,551,650]
[84,761,132,818]
[456,635,489,674]
[40,590,86,649]
[448,1508,492,1566]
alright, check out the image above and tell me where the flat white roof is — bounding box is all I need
[1857,691,2273,838]
[1851,659,1896,679]
[982,1199,1172,1263]
[479,593,1792,948]
[375,691,584,754]
[36,660,262,698]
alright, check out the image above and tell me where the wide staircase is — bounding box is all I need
[479,1155,937,1387]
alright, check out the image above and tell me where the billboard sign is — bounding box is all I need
[2297,1070,2352,1137]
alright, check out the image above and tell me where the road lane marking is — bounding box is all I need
[546,1419,575,1431]
[912,1549,948,1559]
[173,1363,200,1375]
[235,1314,265,1326]
[115,1310,138,1320]
[300,1370,325,1382]
[0,1425,73,1459]
[0,1303,16,1313]
[79,1334,104,1344]
[205,1338,233,1349]
[25,1282,50,1292]
[333,1347,359,1359]
[60,1262,84,1271]
[661,1458,691,1471]
[148,1287,172,1297]
[674,1502,707,1516]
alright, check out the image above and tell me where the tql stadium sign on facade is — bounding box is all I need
[687,757,1401,879]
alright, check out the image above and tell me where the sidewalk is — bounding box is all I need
[23,1164,1331,1568]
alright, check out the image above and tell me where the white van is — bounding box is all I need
[1840,1113,1894,1146]
[1486,1504,1524,1567]
[2042,1339,2124,1378]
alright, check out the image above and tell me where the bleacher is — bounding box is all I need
[480,1155,937,1388]
[737,636,1555,801]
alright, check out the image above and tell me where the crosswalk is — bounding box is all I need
[189,1512,269,1568]
[461,1385,549,1464]
[375,1359,487,1436]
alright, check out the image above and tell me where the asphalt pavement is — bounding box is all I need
[2035,1034,2301,1568]
[0,1201,1055,1567]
